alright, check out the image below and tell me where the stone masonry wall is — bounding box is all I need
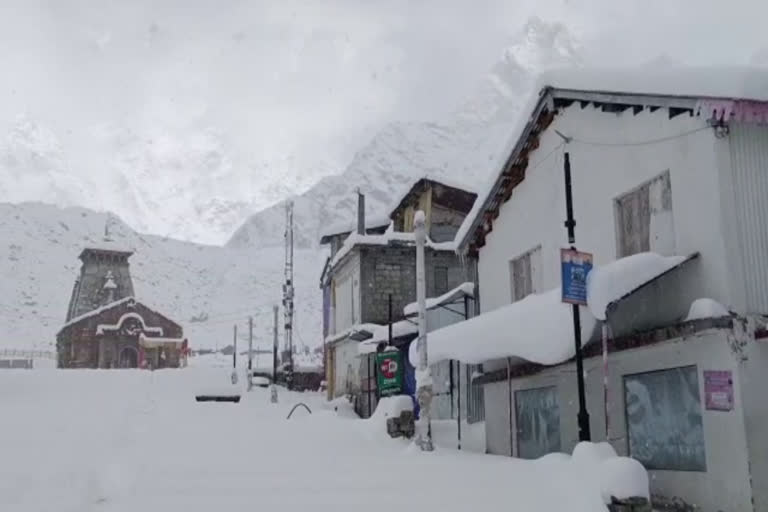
[359,246,469,325]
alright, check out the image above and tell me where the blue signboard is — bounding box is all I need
[561,248,593,305]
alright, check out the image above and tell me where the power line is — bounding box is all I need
[569,126,709,148]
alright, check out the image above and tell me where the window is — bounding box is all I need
[434,266,449,295]
[624,365,706,471]
[615,171,674,258]
[515,385,561,459]
[510,246,541,302]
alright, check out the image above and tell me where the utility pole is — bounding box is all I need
[283,201,295,391]
[271,304,279,403]
[247,316,253,391]
[563,151,591,442]
[231,324,238,385]
[413,210,433,451]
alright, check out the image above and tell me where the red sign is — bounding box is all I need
[704,370,734,411]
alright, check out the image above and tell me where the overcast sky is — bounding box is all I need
[1,0,766,216]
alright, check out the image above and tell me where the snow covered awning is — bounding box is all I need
[410,288,597,367]
[403,282,474,317]
[358,319,418,355]
[319,215,391,244]
[414,252,697,367]
[586,252,698,320]
[139,334,185,348]
[324,323,380,346]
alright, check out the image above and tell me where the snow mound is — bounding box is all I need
[587,252,687,320]
[370,395,414,423]
[685,298,730,321]
[412,288,596,366]
[560,442,649,505]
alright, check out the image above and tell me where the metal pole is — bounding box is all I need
[233,325,237,369]
[248,316,253,391]
[388,294,393,347]
[563,151,591,442]
[367,355,372,418]
[507,357,514,456]
[414,210,433,451]
[456,360,461,451]
[271,305,279,403]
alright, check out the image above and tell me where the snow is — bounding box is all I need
[586,252,688,321]
[319,214,391,240]
[685,298,730,321]
[570,442,650,504]
[0,368,647,511]
[455,66,768,252]
[96,312,165,335]
[0,203,324,353]
[404,282,474,316]
[328,230,457,271]
[61,296,136,330]
[412,288,596,366]
[538,66,768,103]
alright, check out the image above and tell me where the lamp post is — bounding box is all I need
[563,151,591,442]
[414,210,434,451]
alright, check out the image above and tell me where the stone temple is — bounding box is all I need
[56,242,188,369]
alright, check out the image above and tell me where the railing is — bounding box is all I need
[0,349,56,359]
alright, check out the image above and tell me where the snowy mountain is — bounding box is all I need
[228,17,581,249]
[1,18,580,349]
[0,202,324,352]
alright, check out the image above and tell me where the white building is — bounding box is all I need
[425,68,768,512]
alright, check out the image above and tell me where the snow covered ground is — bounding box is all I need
[0,368,644,511]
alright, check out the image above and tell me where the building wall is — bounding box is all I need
[359,246,467,325]
[736,324,768,511]
[331,251,361,334]
[477,105,734,316]
[482,329,755,512]
[723,123,768,314]
[331,338,361,399]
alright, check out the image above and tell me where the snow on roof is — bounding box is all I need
[324,323,381,345]
[586,252,692,321]
[319,215,391,241]
[358,319,418,355]
[328,231,456,271]
[455,66,768,253]
[385,174,480,221]
[685,298,730,322]
[538,66,768,103]
[60,296,136,330]
[139,334,185,347]
[80,239,135,255]
[403,282,474,317]
[411,287,597,367]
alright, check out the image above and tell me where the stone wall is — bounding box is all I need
[359,246,470,325]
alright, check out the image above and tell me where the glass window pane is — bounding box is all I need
[624,366,706,471]
[515,385,561,459]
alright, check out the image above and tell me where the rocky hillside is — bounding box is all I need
[227,17,581,249]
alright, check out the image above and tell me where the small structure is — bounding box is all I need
[56,244,188,369]
[320,178,479,417]
[429,68,768,511]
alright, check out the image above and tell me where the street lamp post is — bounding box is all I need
[414,210,434,451]
[563,151,591,442]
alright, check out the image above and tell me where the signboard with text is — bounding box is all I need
[561,248,593,306]
[375,350,403,397]
[704,370,734,411]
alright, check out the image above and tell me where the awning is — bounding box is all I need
[139,334,186,348]
[403,282,474,317]
[358,319,418,355]
[414,252,696,368]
